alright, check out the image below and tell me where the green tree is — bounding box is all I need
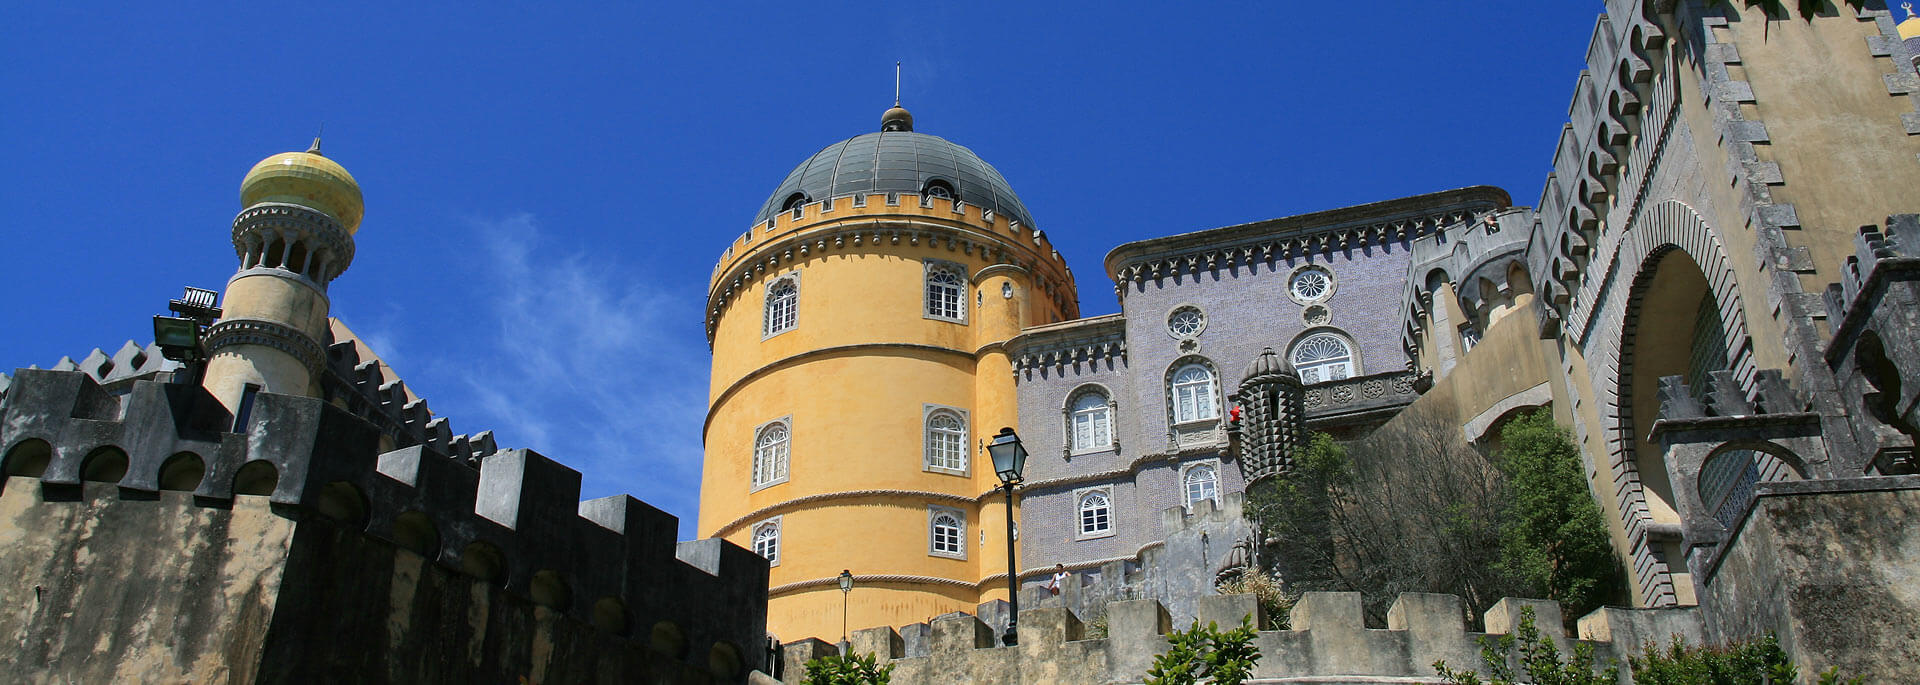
[1143,617,1262,685]
[1493,410,1624,621]
[802,652,893,685]
[1246,405,1518,622]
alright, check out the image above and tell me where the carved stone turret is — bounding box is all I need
[1230,347,1306,485]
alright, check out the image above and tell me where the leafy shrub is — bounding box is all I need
[1143,616,1262,685]
[802,652,893,685]
[1434,606,1616,685]
[1631,634,1860,685]
[1215,567,1293,630]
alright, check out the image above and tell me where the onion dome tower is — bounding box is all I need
[1229,347,1306,485]
[701,105,1077,642]
[200,139,362,415]
[1902,4,1920,70]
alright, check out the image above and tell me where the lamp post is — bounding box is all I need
[986,427,1028,647]
[838,569,854,645]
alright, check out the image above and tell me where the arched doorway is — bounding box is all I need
[1624,248,1724,522]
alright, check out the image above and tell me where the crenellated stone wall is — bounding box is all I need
[777,590,1700,685]
[0,368,769,682]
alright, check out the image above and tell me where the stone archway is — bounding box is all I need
[1590,200,1754,608]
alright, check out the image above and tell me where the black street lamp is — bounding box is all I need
[986,427,1028,647]
[838,569,854,645]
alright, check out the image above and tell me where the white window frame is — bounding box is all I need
[1073,486,1115,540]
[924,260,969,324]
[1182,459,1222,510]
[1287,264,1337,305]
[1165,305,1207,340]
[1066,387,1115,455]
[763,272,800,339]
[750,516,782,566]
[923,405,970,476]
[1169,361,1220,425]
[1290,330,1360,385]
[928,505,967,559]
[751,417,791,491]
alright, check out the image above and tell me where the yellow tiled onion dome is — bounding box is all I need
[239,145,364,234]
[1901,3,1920,40]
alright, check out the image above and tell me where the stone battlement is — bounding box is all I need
[0,368,769,677]
[777,590,1700,684]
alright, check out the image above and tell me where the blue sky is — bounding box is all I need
[2,2,1602,539]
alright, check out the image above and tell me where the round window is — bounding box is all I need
[1289,266,1334,304]
[1167,307,1206,339]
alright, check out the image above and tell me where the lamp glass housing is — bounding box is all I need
[987,428,1028,485]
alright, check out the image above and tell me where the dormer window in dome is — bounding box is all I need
[922,179,954,201]
[781,192,809,213]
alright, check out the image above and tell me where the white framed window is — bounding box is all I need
[751,419,791,490]
[1068,388,1113,454]
[925,260,968,323]
[1291,332,1358,384]
[1166,305,1206,339]
[1183,461,1221,509]
[1074,487,1114,539]
[1169,362,1219,424]
[924,406,969,475]
[763,274,798,338]
[1288,265,1336,304]
[929,506,966,559]
[751,517,781,566]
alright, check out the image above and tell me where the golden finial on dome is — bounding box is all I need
[1902,3,1920,41]
[238,139,364,234]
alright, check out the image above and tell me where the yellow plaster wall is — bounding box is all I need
[1727,9,1920,310]
[702,203,1073,642]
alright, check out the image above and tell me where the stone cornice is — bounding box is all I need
[1007,315,1129,373]
[204,318,326,375]
[1103,186,1511,285]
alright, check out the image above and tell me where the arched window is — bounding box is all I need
[1078,491,1112,536]
[752,421,790,489]
[781,193,808,212]
[929,508,965,558]
[1170,363,1219,424]
[1291,333,1357,384]
[764,277,798,337]
[925,409,968,474]
[1069,390,1113,454]
[751,519,780,566]
[923,179,954,200]
[925,261,967,323]
[1184,463,1219,508]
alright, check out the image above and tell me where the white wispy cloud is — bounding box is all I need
[422,213,711,538]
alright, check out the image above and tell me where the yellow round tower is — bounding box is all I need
[701,106,1077,641]
[201,140,361,415]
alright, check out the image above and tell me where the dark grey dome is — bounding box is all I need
[753,130,1036,229]
[1244,347,1293,379]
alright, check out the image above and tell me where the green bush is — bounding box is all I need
[1631,634,1861,685]
[802,652,893,685]
[1434,606,1617,685]
[1143,616,1262,685]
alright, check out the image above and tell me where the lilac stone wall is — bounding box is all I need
[1015,242,1416,576]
